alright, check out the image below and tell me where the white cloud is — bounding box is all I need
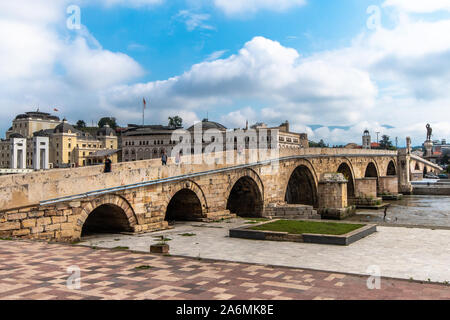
[383,0,450,13]
[205,50,228,61]
[61,37,143,89]
[175,10,215,31]
[0,0,144,133]
[2,0,450,148]
[102,36,377,127]
[214,0,306,15]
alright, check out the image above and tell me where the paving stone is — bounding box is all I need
[0,239,448,300]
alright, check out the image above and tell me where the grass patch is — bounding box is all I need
[112,246,129,250]
[250,220,365,236]
[179,233,196,237]
[135,265,153,270]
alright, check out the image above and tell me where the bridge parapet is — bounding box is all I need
[0,148,398,213]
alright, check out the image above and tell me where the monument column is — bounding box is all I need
[398,137,413,194]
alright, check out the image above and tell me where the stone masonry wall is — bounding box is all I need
[354,178,378,198]
[378,176,399,195]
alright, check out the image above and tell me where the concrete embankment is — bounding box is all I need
[413,180,450,195]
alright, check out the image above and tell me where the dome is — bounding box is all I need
[33,129,53,137]
[15,111,59,121]
[187,119,227,132]
[54,120,77,134]
[9,133,24,139]
[97,124,116,137]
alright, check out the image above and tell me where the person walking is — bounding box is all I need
[161,151,168,166]
[104,156,112,173]
[383,204,391,221]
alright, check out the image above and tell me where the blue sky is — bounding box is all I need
[1,0,450,146]
[82,0,383,83]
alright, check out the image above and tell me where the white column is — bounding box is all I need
[10,138,27,169]
[33,136,50,170]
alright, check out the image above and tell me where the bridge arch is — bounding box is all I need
[413,161,420,171]
[78,195,137,238]
[387,160,397,176]
[226,169,264,217]
[164,180,207,221]
[365,161,380,193]
[365,161,379,178]
[285,164,318,207]
[337,161,355,198]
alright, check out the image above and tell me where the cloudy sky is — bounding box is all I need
[1,0,449,146]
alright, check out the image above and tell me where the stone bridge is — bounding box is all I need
[0,148,441,242]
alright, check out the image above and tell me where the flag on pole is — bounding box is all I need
[143,98,147,110]
[54,108,59,112]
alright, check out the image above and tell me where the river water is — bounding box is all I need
[346,195,450,227]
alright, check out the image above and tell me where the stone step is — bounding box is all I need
[202,210,236,222]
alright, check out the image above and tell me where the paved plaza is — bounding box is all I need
[0,239,449,300]
[81,219,450,284]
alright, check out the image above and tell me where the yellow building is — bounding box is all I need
[40,120,118,168]
[1,112,118,170]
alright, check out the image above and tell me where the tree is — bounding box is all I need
[168,116,183,128]
[379,135,393,150]
[442,154,449,166]
[75,120,86,129]
[309,139,328,148]
[98,117,118,129]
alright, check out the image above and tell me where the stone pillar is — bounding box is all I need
[352,177,384,207]
[33,136,50,170]
[318,173,355,220]
[378,176,399,195]
[398,148,413,194]
[424,140,433,158]
[10,138,27,169]
[354,178,378,198]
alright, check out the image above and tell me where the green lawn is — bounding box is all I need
[250,220,365,236]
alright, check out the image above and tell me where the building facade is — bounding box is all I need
[121,124,180,162]
[1,111,58,169]
[250,121,309,149]
[0,112,118,170]
[120,119,309,162]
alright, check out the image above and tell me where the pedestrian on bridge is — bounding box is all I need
[161,151,168,166]
[104,156,112,173]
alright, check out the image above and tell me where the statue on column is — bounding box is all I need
[426,124,433,141]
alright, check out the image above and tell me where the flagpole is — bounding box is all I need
[143,98,145,126]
